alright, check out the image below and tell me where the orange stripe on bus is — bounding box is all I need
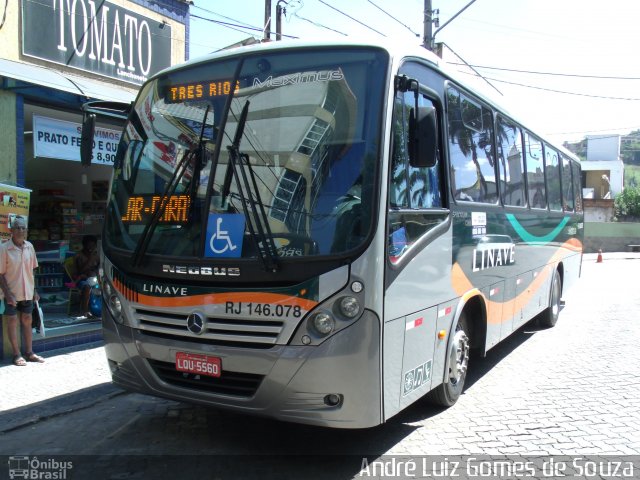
[451,239,580,324]
[136,291,318,310]
[110,278,318,310]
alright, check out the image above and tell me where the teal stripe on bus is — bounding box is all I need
[506,214,570,245]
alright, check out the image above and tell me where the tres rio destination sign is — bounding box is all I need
[22,0,172,85]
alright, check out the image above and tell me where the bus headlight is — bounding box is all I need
[109,294,123,322]
[102,280,112,298]
[338,296,361,319]
[312,312,335,335]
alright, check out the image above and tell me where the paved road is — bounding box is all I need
[1,253,639,478]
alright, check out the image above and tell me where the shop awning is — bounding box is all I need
[0,58,136,104]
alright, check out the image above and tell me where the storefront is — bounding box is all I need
[0,0,191,358]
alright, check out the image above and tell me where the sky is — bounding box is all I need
[187,0,640,145]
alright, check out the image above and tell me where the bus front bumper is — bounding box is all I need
[102,309,382,429]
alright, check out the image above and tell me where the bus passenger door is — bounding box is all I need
[383,66,450,420]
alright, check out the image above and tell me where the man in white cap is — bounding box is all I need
[0,216,44,365]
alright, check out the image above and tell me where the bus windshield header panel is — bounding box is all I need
[106,48,388,261]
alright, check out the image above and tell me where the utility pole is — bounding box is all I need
[276,1,286,41]
[425,0,477,57]
[264,0,272,41]
[423,0,434,51]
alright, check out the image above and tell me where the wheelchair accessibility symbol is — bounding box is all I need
[205,214,245,258]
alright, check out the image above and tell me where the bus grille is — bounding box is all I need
[135,308,285,347]
[148,360,263,397]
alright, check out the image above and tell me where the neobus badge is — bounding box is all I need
[162,265,241,276]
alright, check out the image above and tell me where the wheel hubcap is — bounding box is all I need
[551,276,560,317]
[449,330,470,385]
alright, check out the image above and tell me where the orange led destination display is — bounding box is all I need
[166,80,240,103]
[122,195,190,224]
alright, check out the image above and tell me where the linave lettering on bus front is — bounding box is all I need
[252,70,344,88]
[142,284,188,296]
[472,245,516,272]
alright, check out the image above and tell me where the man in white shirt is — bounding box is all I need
[0,216,44,366]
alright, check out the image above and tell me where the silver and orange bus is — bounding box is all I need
[85,40,583,428]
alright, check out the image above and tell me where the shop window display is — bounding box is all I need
[29,189,102,328]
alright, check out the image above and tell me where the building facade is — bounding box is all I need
[0,0,191,358]
[582,135,624,200]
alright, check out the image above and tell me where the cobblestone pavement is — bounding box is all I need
[387,255,640,456]
[0,253,639,464]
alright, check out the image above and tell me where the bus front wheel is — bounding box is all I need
[428,312,470,407]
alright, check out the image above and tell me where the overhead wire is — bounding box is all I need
[452,70,640,101]
[292,12,348,36]
[440,42,503,96]
[366,0,420,37]
[316,0,386,37]
[446,62,640,81]
[190,13,299,41]
[191,3,257,30]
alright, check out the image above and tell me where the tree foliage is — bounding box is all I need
[614,185,640,220]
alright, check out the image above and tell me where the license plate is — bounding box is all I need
[175,352,221,378]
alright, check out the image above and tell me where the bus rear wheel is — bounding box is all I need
[539,269,562,328]
[428,312,470,407]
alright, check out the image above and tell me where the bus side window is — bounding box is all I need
[572,161,583,213]
[497,116,525,207]
[561,155,575,211]
[545,144,563,211]
[390,92,410,209]
[390,91,442,209]
[447,86,498,204]
[388,88,444,263]
[524,132,546,209]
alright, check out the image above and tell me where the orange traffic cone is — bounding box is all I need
[596,249,603,263]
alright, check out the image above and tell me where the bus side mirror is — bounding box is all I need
[80,113,96,167]
[409,106,437,169]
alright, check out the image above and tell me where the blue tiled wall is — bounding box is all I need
[32,331,103,354]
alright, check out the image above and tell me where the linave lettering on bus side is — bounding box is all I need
[252,70,344,88]
[472,245,516,272]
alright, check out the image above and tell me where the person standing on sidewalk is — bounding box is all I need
[0,216,44,366]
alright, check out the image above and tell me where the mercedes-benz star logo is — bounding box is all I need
[187,312,206,335]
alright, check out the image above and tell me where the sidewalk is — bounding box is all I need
[0,342,112,413]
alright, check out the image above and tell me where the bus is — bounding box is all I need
[83,40,583,429]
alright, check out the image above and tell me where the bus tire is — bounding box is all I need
[428,312,470,407]
[539,269,562,328]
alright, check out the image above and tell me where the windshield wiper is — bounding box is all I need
[225,101,279,272]
[131,106,211,267]
[187,104,212,207]
[131,147,196,267]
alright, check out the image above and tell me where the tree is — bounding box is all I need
[614,186,640,220]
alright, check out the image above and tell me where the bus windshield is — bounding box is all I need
[106,48,387,261]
